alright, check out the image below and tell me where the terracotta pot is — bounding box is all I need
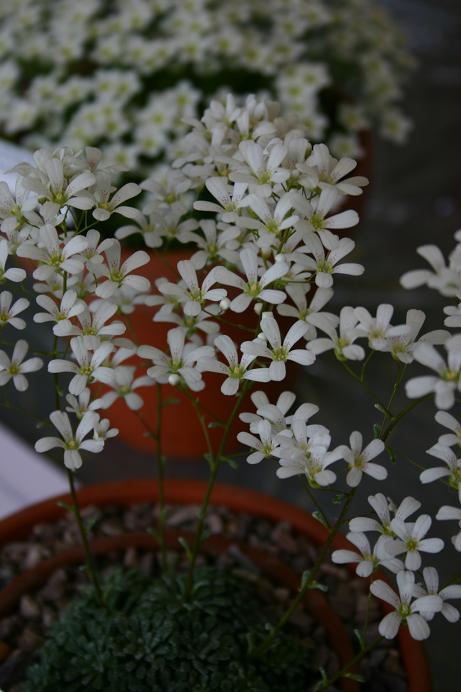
[0,481,431,692]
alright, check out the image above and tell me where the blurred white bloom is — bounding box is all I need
[48,337,113,396]
[308,306,365,361]
[0,339,43,391]
[406,335,461,409]
[0,290,29,329]
[421,443,461,502]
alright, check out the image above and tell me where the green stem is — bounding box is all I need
[183,382,251,599]
[155,383,167,571]
[256,490,356,656]
[315,635,382,690]
[67,469,105,607]
[380,393,431,442]
[304,480,331,529]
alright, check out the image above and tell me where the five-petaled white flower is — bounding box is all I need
[0,239,26,283]
[0,340,43,391]
[33,290,84,335]
[339,432,387,487]
[420,567,461,623]
[406,334,461,409]
[242,314,314,381]
[0,291,29,330]
[212,248,288,313]
[370,571,442,640]
[35,410,103,470]
[237,420,280,464]
[421,443,461,502]
[138,327,213,392]
[95,240,150,298]
[332,532,403,577]
[200,335,259,395]
[48,337,113,396]
[388,514,444,571]
[96,366,154,410]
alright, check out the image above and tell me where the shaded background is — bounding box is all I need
[1,0,461,690]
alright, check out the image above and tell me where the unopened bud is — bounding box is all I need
[168,373,180,386]
[219,297,230,311]
[275,253,285,262]
[254,302,263,314]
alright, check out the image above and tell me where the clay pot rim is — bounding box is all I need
[0,479,431,692]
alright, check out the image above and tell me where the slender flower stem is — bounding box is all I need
[304,480,331,528]
[315,635,382,690]
[255,490,356,656]
[52,324,104,606]
[154,383,167,571]
[380,393,431,442]
[66,469,105,607]
[183,383,251,599]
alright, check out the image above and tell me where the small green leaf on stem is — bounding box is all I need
[178,536,193,562]
[386,445,397,463]
[312,510,329,528]
[353,628,366,651]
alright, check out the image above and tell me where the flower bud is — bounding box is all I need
[168,373,180,386]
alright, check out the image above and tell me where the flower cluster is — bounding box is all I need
[0,0,413,174]
[0,94,459,651]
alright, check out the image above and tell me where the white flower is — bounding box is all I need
[301,143,368,196]
[275,419,343,486]
[401,244,459,297]
[91,173,140,221]
[65,388,102,418]
[95,240,150,298]
[308,306,365,361]
[33,290,84,335]
[385,309,448,364]
[212,248,288,313]
[35,410,103,470]
[339,432,387,487]
[19,149,95,209]
[349,493,421,536]
[193,178,248,221]
[93,417,119,441]
[354,304,409,351]
[0,340,43,391]
[95,366,154,410]
[370,571,442,640]
[406,334,461,409]
[18,226,88,281]
[436,505,461,551]
[420,567,461,623]
[138,327,213,392]
[176,260,227,317]
[58,302,126,341]
[237,420,280,464]
[0,291,29,330]
[421,443,461,502]
[230,140,289,196]
[199,335,258,395]
[277,285,334,337]
[435,409,461,448]
[241,314,314,381]
[298,232,364,289]
[48,337,113,396]
[0,238,26,283]
[389,514,444,571]
[332,532,403,577]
